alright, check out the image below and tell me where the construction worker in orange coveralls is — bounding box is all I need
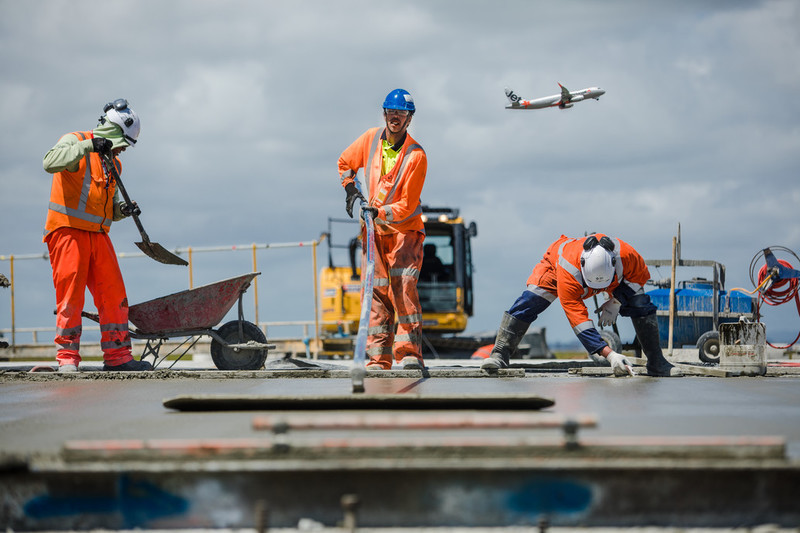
[338,89,428,370]
[482,234,682,377]
[42,99,153,372]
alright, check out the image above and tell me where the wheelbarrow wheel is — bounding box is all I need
[697,330,721,364]
[599,329,622,353]
[211,320,268,370]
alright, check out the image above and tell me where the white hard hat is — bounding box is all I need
[103,99,140,146]
[581,245,616,289]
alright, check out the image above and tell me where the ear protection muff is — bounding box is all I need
[598,236,615,253]
[580,235,616,266]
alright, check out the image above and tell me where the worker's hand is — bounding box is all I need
[606,351,633,377]
[92,137,113,155]
[344,182,365,218]
[120,201,141,217]
[360,206,378,221]
[598,297,621,326]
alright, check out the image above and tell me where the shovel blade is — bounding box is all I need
[136,241,188,266]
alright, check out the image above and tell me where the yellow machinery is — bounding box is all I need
[320,206,477,356]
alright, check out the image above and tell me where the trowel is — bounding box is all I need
[103,155,188,266]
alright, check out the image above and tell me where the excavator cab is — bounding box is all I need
[417,207,476,333]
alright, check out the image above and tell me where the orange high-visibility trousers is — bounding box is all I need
[45,227,132,366]
[363,229,424,369]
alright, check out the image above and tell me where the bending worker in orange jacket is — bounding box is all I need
[482,234,682,377]
[42,99,153,372]
[338,89,428,370]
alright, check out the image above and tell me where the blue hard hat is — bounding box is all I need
[382,89,415,112]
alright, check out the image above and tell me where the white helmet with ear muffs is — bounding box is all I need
[101,99,140,146]
[580,236,616,289]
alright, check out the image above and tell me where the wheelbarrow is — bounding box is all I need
[85,272,274,370]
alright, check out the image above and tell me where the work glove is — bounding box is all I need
[120,201,141,217]
[598,297,621,327]
[92,137,113,155]
[360,206,379,221]
[606,350,633,377]
[344,182,365,218]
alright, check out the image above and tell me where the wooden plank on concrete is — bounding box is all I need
[571,361,732,377]
[251,412,598,431]
[163,393,556,412]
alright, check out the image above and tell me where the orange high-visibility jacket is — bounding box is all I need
[338,127,427,235]
[530,234,651,333]
[44,131,121,238]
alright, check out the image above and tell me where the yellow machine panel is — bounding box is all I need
[320,266,361,336]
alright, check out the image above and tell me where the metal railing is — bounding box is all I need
[0,234,328,356]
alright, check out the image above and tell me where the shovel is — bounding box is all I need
[102,155,188,266]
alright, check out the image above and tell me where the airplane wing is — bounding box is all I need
[558,83,571,103]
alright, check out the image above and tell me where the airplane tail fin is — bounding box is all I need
[505,87,521,107]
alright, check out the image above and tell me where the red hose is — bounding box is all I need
[756,259,800,349]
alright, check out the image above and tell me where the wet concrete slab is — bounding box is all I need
[2,359,800,530]
[2,366,800,459]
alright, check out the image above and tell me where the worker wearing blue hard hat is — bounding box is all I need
[337,89,428,370]
[382,88,416,112]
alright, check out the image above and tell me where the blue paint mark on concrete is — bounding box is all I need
[506,478,593,516]
[23,474,188,528]
[24,493,116,517]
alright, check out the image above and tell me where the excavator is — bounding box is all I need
[319,206,478,357]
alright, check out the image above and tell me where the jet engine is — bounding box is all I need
[559,103,574,109]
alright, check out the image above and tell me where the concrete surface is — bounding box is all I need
[2,355,800,530]
[2,358,800,459]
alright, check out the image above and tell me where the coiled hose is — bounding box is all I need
[732,247,800,349]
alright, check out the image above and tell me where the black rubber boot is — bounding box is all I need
[631,314,682,377]
[481,312,530,370]
[103,359,154,371]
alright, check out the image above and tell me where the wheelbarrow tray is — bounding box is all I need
[128,272,259,335]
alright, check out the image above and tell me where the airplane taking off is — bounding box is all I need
[505,84,605,110]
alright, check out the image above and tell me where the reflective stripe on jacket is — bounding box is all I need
[338,127,427,235]
[44,131,120,238]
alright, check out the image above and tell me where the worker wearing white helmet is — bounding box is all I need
[98,98,141,149]
[482,234,682,377]
[42,99,151,373]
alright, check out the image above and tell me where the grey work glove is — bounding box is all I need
[92,137,113,155]
[120,201,141,217]
[360,206,378,221]
[606,351,633,377]
[598,297,621,327]
[344,182,365,218]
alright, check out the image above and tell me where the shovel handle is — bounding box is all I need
[102,155,151,244]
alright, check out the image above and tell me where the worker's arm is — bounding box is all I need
[558,275,608,355]
[562,284,631,376]
[337,129,374,188]
[112,189,130,221]
[43,134,92,174]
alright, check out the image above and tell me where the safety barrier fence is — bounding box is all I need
[0,235,331,356]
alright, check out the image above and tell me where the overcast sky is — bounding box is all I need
[2,0,800,349]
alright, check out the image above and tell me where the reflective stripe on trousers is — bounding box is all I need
[363,229,424,369]
[45,227,132,366]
